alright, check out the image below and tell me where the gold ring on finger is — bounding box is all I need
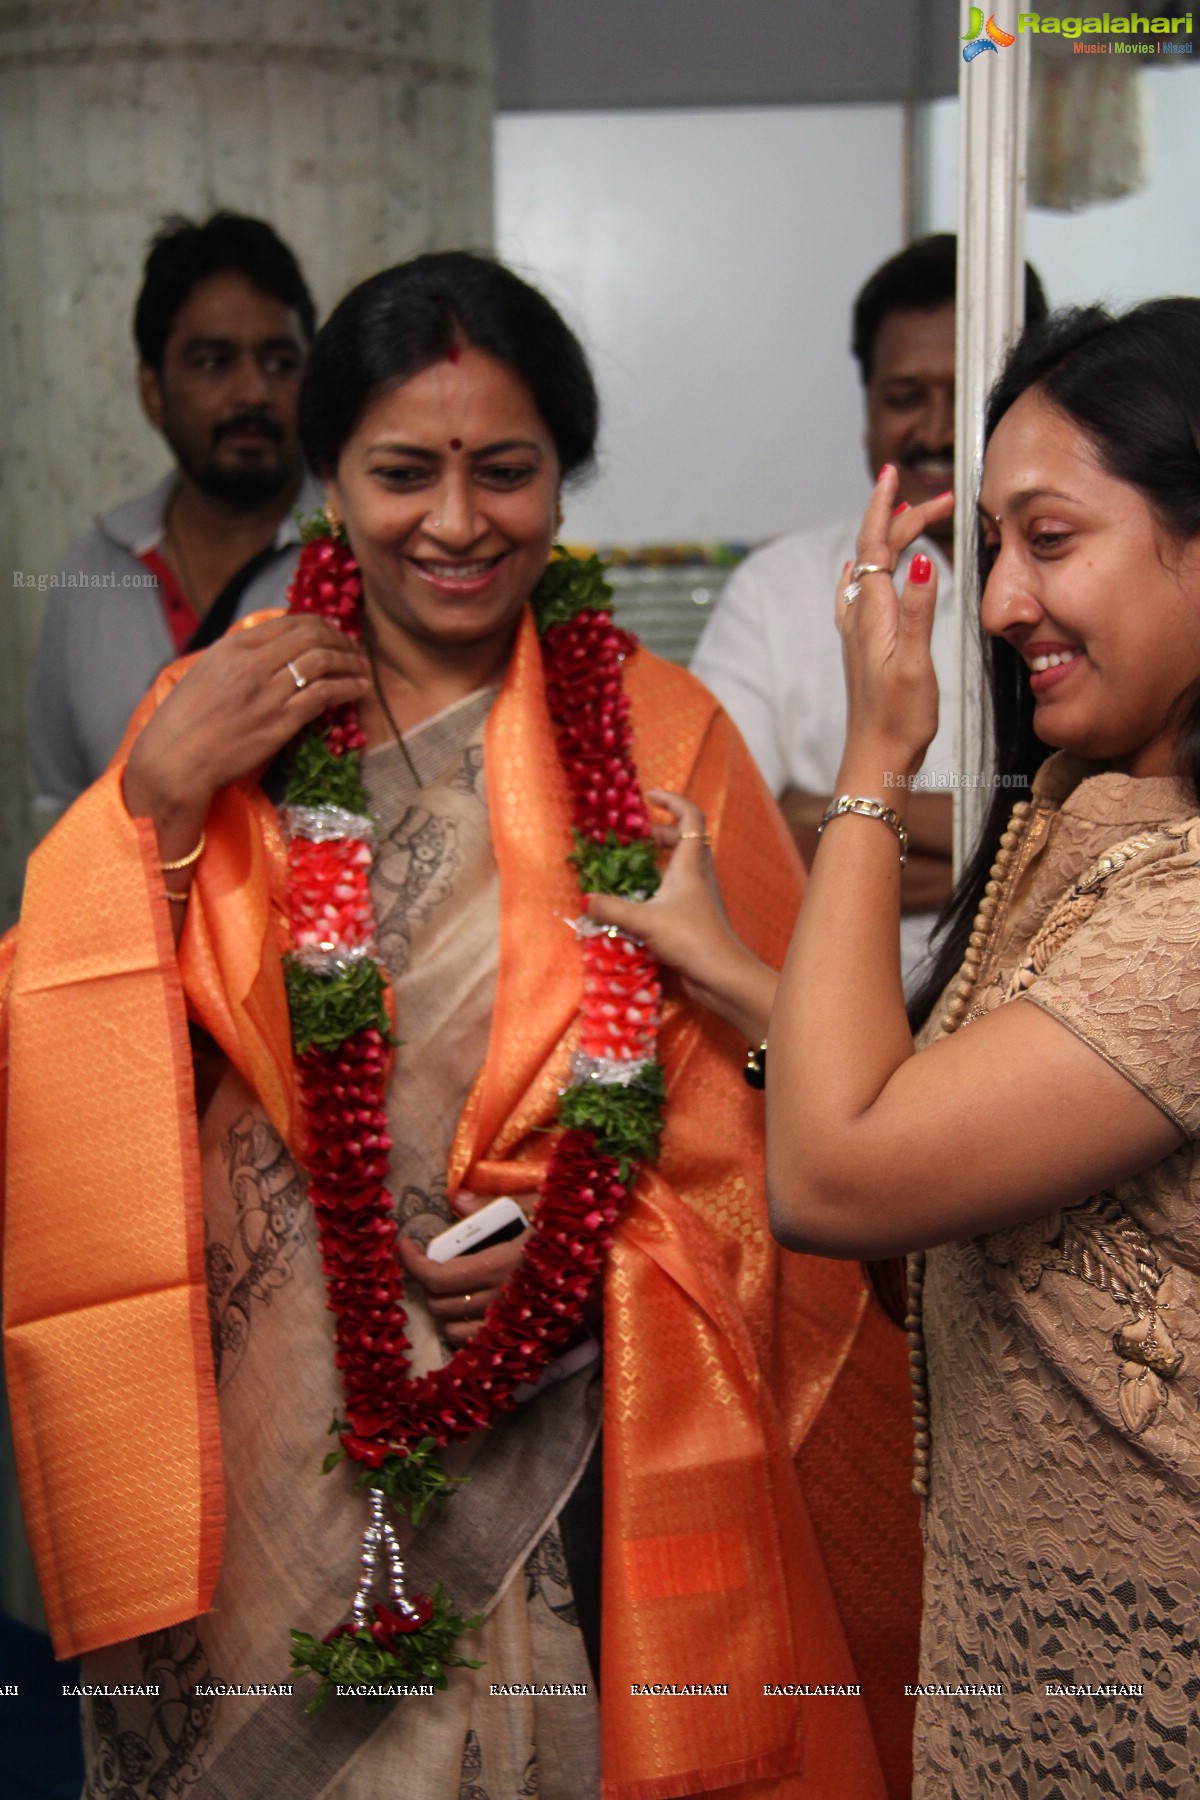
[286,658,308,690]
[843,562,892,605]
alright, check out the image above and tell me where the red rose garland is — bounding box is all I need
[283,530,666,1708]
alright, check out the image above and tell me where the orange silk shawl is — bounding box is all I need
[0,608,920,1799]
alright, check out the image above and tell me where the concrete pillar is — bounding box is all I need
[0,0,495,929]
[0,0,494,1626]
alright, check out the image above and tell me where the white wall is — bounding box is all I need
[497,73,1200,547]
[920,68,1200,310]
[496,106,904,546]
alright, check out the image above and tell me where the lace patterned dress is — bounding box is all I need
[912,757,1200,1798]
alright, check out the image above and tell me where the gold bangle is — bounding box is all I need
[816,795,909,867]
[164,888,191,903]
[159,829,206,873]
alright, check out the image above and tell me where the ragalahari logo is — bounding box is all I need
[962,7,1017,56]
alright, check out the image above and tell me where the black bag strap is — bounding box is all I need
[184,541,289,653]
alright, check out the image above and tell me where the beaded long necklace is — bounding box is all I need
[282,525,667,1707]
[906,795,1038,1496]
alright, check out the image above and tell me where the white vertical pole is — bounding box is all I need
[953,28,1031,869]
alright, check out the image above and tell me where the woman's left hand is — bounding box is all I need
[586,790,778,1042]
[838,467,954,784]
[587,791,734,989]
[396,1191,531,1345]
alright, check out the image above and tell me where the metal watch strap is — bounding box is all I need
[816,794,909,867]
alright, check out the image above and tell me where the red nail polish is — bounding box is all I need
[935,489,953,501]
[877,464,894,481]
[911,554,932,584]
[892,502,910,515]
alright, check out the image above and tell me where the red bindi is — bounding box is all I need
[446,344,461,364]
[449,437,462,451]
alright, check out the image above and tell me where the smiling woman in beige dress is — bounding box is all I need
[595,299,1200,1798]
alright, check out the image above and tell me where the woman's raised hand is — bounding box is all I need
[837,467,954,785]
[586,790,777,1043]
[123,615,371,848]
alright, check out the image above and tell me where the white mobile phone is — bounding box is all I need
[426,1196,530,1263]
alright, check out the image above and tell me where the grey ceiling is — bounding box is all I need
[495,0,965,109]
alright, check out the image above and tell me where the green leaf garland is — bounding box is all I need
[569,829,662,900]
[284,732,370,814]
[530,545,614,631]
[358,1439,467,1528]
[284,957,392,1055]
[290,1586,482,1713]
[558,1062,666,1178]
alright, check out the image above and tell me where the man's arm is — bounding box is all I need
[779,786,953,912]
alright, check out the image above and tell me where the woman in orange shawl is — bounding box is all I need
[1,253,918,1798]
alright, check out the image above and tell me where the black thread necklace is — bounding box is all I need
[363,619,424,790]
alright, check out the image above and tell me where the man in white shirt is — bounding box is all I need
[692,234,1046,988]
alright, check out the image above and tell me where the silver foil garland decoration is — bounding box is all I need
[281,803,376,844]
[351,1489,419,1630]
